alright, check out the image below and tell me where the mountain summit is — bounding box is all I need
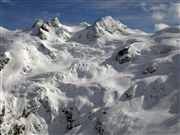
[93,16,128,35]
[72,16,142,43]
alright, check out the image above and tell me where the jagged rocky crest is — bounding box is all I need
[31,16,135,43]
[0,16,180,135]
[32,17,70,41]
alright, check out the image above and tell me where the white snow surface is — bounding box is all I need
[0,16,180,135]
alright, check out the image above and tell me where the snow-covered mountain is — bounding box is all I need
[0,16,180,135]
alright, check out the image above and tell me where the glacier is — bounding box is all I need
[0,16,180,135]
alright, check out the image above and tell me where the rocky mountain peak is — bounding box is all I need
[93,16,128,35]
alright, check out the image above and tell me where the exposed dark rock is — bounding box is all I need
[62,107,75,130]
[38,29,47,40]
[51,17,61,27]
[0,54,10,71]
[21,99,40,118]
[22,65,32,74]
[120,89,134,101]
[32,19,51,40]
[95,119,104,135]
[126,39,140,45]
[143,64,158,74]
[39,97,51,113]
[41,24,50,32]
[37,43,56,59]
[116,47,129,57]
[22,108,31,118]
[0,105,5,125]
[118,56,132,64]
[115,47,132,64]
[8,124,25,135]
[32,19,44,28]
[62,107,80,130]
[0,106,5,117]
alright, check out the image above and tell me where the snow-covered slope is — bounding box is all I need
[0,16,180,135]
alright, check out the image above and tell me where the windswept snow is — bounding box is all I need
[0,16,180,135]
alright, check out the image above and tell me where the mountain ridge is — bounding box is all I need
[0,16,180,135]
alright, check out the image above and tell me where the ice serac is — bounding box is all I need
[0,16,180,135]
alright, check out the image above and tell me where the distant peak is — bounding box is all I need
[96,16,115,23]
[80,22,91,27]
[51,17,62,27]
[32,17,62,29]
[32,19,44,28]
[96,16,113,21]
[154,26,180,37]
[94,16,124,26]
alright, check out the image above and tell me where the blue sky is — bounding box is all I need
[0,0,179,32]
